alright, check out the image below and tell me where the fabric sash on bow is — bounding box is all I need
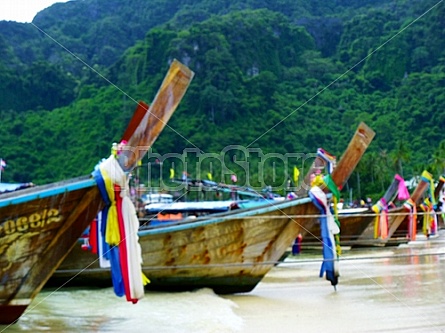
[309,185,340,288]
[317,148,336,174]
[312,152,341,258]
[92,170,112,268]
[93,154,148,303]
[395,174,410,201]
[403,198,417,241]
[323,174,342,256]
[420,171,437,237]
[420,198,437,237]
[424,172,437,209]
[372,198,388,239]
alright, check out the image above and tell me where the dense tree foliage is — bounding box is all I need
[1,0,445,202]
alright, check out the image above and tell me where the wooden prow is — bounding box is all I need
[121,101,150,142]
[387,173,431,238]
[281,122,375,257]
[295,122,375,197]
[118,59,194,172]
[382,176,401,203]
[330,122,375,190]
[434,176,445,202]
[295,154,326,197]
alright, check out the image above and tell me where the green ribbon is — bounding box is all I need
[323,174,340,200]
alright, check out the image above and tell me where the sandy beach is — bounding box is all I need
[226,233,445,333]
[3,232,445,333]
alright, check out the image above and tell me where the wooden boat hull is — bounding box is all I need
[49,122,375,293]
[303,175,408,248]
[354,177,430,247]
[0,176,103,324]
[0,59,194,325]
[303,209,375,247]
[352,208,406,247]
[49,197,320,293]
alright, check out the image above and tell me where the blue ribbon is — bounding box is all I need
[92,167,125,296]
[309,191,338,287]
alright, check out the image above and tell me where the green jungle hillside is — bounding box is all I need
[1,0,445,201]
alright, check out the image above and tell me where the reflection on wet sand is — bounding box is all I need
[228,231,445,333]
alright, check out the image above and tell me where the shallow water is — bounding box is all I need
[2,233,445,333]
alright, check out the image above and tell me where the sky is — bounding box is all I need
[0,0,71,23]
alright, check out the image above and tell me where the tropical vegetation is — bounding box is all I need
[1,0,445,202]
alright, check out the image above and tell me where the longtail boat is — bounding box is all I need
[0,59,194,325]
[393,171,440,241]
[337,175,403,246]
[313,171,409,246]
[48,122,375,293]
[298,158,377,248]
[354,171,431,247]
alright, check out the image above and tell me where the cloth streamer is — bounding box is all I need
[309,185,339,288]
[421,171,436,207]
[395,174,410,201]
[322,174,341,256]
[317,148,336,175]
[403,198,417,241]
[93,154,147,303]
[420,198,437,237]
[91,171,112,269]
[372,198,388,239]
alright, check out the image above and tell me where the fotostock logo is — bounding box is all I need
[120,145,323,193]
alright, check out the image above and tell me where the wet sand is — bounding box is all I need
[226,232,445,333]
[3,232,445,333]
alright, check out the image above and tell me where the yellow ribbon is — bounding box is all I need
[142,273,151,285]
[100,165,121,245]
[421,170,436,206]
[311,174,325,187]
[372,200,388,239]
[420,198,432,236]
[372,204,380,239]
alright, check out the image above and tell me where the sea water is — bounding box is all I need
[2,288,242,333]
[2,232,445,333]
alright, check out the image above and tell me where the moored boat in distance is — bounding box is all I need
[49,122,375,294]
[0,59,194,325]
[354,171,431,247]
[303,173,407,247]
[141,180,282,225]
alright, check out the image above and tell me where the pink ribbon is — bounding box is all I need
[395,174,410,201]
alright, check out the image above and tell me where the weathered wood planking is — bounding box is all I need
[0,177,102,324]
[304,174,401,247]
[50,122,375,294]
[355,174,430,247]
[119,59,194,172]
[0,59,193,325]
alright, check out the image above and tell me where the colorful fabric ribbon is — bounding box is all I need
[93,154,148,303]
[421,170,436,207]
[419,171,437,237]
[92,170,112,268]
[309,185,340,288]
[394,174,410,201]
[372,198,388,239]
[403,198,417,241]
[322,174,341,255]
[420,198,437,237]
[317,148,336,174]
